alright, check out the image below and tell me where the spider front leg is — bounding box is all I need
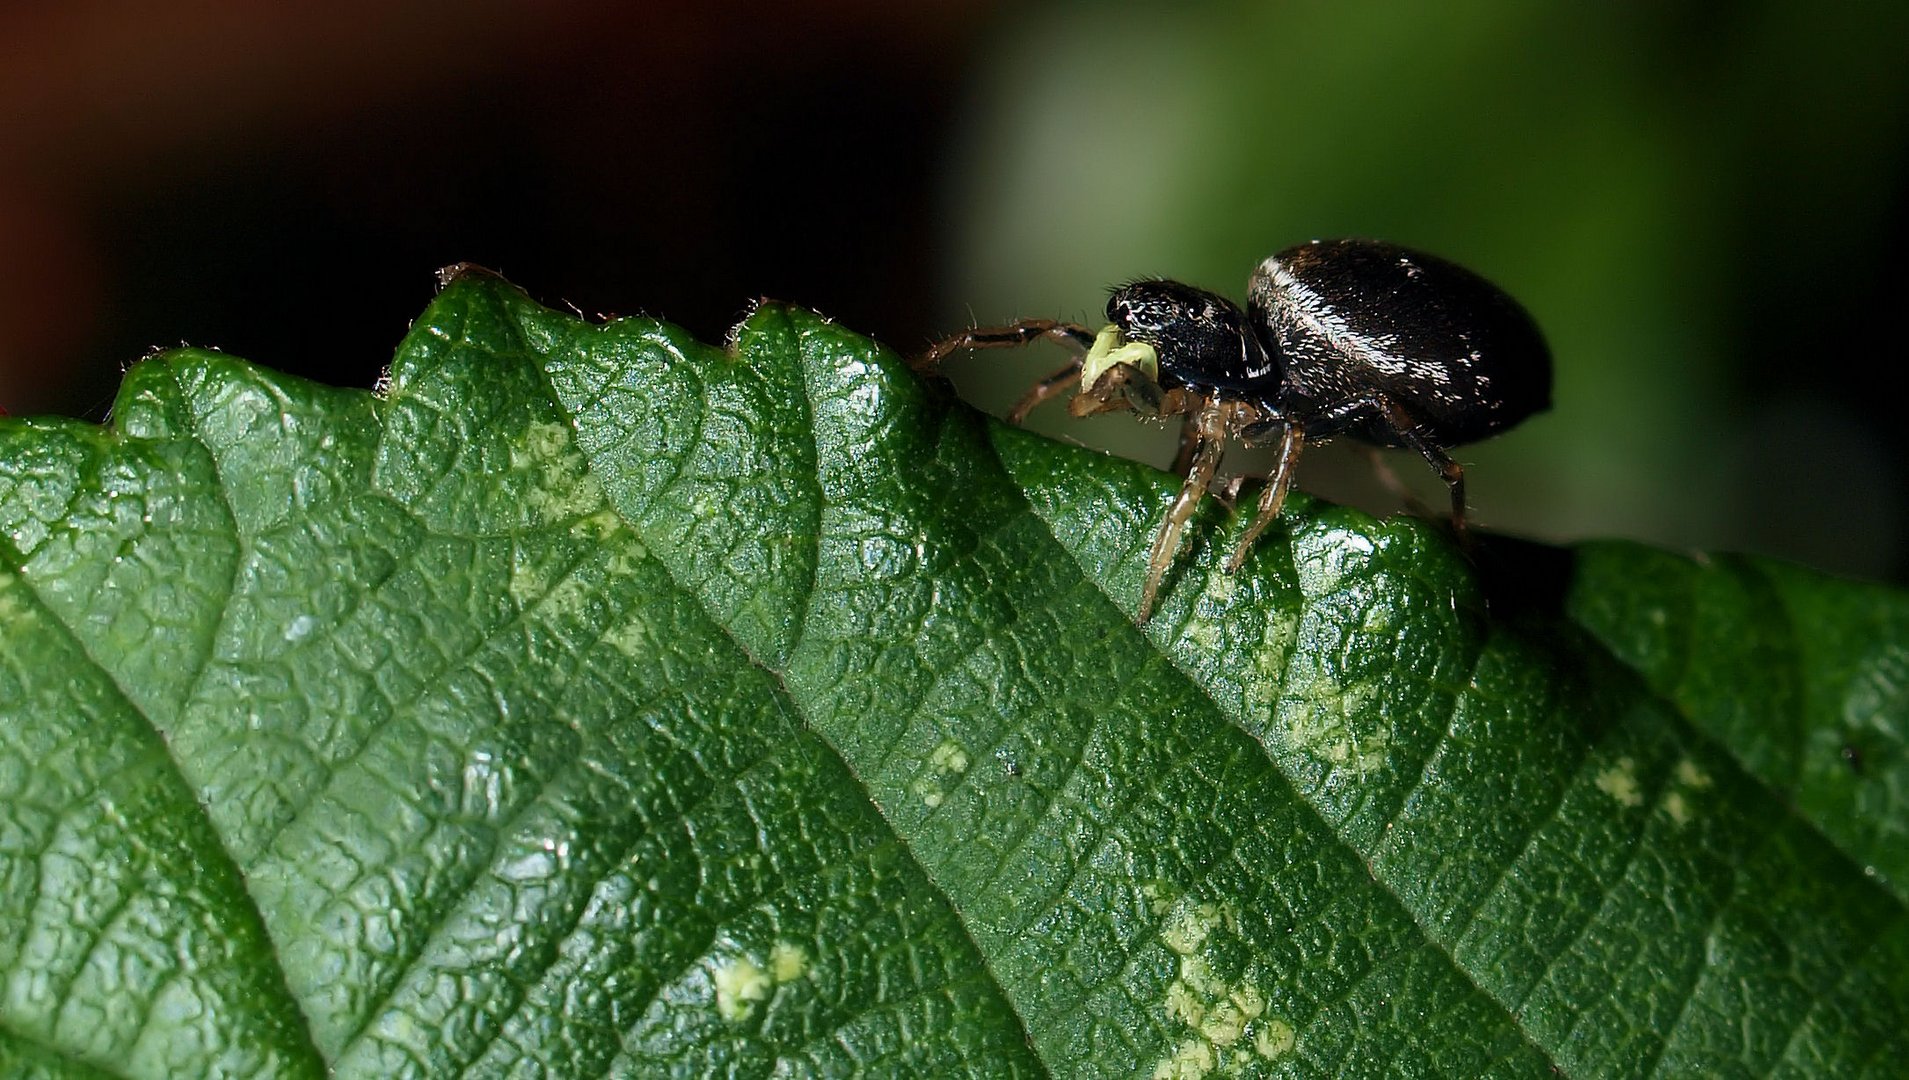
[1138,399,1235,623]
[1005,359,1086,425]
[912,318,1095,374]
[1067,361,1168,419]
[914,320,1095,425]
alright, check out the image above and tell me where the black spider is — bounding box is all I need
[918,238,1552,623]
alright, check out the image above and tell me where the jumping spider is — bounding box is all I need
[917,238,1552,623]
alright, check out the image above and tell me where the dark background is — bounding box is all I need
[5,1,1907,580]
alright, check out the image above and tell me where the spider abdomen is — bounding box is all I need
[1250,239,1551,447]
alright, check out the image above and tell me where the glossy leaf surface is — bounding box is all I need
[2,273,1905,1078]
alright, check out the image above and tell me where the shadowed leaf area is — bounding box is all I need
[2,271,1907,1078]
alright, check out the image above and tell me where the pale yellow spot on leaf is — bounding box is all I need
[1230,984,1265,1019]
[712,956,771,1022]
[929,739,971,775]
[1179,955,1227,998]
[1182,614,1224,651]
[1150,886,1276,1077]
[1254,1017,1296,1059]
[605,621,650,658]
[1200,1000,1248,1046]
[1151,1037,1216,1080]
[1162,900,1223,956]
[545,575,590,621]
[1595,756,1643,808]
[1664,791,1692,826]
[1674,758,1713,789]
[571,507,628,542]
[512,420,603,522]
[914,739,973,809]
[769,942,808,982]
[1285,682,1389,776]
[1165,981,1205,1028]
[910,775,945,808]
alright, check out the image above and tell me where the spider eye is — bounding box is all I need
[1110,295,1164,332]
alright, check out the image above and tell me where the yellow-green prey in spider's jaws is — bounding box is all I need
[1081,324,1160,390]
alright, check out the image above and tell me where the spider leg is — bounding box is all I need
[1139,400,1232,623]
[1068,361,1167,418]
[1224,421,1305,573]
[1360,445,1435,518]
[1123,370,1166,414]
[912,319,1095,376]
[1375,398,1468,537]
[1005,359,1084,425]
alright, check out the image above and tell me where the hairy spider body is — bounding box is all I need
[918,238,1551,623]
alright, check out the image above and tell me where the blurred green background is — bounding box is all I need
[5,2,1907,579]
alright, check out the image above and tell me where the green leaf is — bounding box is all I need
[1565,544,1909,898]
[2,271,1905,1078]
